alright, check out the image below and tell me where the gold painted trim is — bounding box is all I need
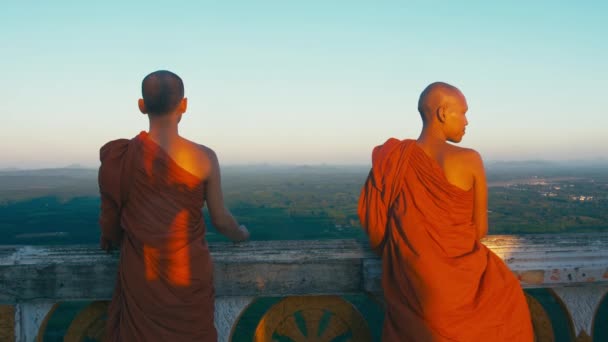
[0,305,15,342]
[64,301,109,342]
[36,303,60,342]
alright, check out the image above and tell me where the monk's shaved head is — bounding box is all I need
[418,82,465,123]
[141,70,184,116]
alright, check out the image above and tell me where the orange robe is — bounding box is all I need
[99,131,217,341]
[358,138,533,341]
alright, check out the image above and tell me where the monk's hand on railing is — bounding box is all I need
[233,225,250,243]
[100,236,118,253]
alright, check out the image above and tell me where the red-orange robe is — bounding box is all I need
[358,138,533,341]
[99,131,217,341]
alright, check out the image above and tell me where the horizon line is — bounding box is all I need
[2,159,608,171]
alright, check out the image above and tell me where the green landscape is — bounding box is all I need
[1,162,607,246]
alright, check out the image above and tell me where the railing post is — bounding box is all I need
[14,302,56,342]
[214,297,255,342]
[552,285,608,341]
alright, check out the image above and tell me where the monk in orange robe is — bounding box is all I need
[359,82,533,341]
[99,70,249,341]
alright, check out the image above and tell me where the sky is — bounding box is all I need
[1,1,607,168]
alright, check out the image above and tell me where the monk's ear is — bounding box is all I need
[436,106,447,123]
[178,98,188,114]
[138,99,147,115]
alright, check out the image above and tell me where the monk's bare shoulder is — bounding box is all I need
[169,137,215,181]
[452,145,485,181]
[445,144,481,162]
[441,144,484,190]
[194,143,218,167]
[190,140,219,179]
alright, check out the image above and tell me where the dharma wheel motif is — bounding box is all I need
[64,301,109,342]
[253,296,372,342]
[525,293,555,342]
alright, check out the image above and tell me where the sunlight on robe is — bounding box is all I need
[167,209,191,287]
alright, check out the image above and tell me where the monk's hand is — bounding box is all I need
[233,225,250,243]
[100,236,111,252]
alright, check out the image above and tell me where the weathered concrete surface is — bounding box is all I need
[214,297,254,342]
[0,240,373,302]
[14,302,55,342]
[1,234,607,303]
[484,234,608,288]
[0,245,119,303]
[552,286,608,339]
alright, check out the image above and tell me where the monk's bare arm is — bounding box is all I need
[204,149,250,242]
[469,150,488,239]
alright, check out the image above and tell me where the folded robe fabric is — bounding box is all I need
[99,131,217,341]
[358,138,533,341]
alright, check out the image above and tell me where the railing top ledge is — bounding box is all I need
[0,233,608,266]
[1,233,608,302]
[1,233,607,266]
[0,239,376,266]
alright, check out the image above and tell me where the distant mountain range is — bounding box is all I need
[486,159,608,168]
[0,167,97,178]
[2,159,608,173]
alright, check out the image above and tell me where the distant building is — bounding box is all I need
[571,195,594,202]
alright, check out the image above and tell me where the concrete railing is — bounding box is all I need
[1,234,608,341]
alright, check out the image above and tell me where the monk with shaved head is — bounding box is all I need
[99,70,249,341]
[359,82,533,341]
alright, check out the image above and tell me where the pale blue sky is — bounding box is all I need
[1,1,606,168]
